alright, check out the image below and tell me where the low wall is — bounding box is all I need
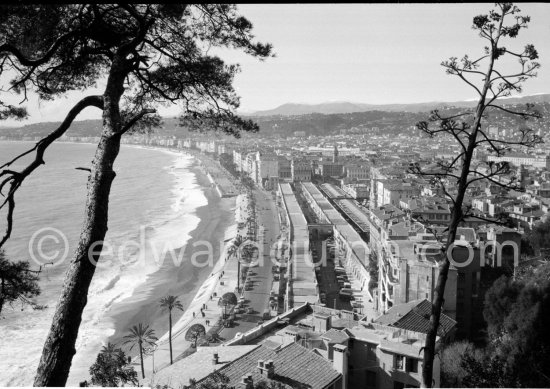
[223,303,310,346]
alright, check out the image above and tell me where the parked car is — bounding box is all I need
[339,288,354,301]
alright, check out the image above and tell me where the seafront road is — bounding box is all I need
[219,187,280,339]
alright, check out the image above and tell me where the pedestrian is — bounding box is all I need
[202,311,205,318]
[193,312,195,318]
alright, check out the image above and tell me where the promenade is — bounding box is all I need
[145,186,280,385]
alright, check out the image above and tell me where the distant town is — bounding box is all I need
[3,97,549,388]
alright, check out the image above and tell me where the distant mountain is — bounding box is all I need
[1,94,548,139]
[249,94,550,116]
[249,102,373,116]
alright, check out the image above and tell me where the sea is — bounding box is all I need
[0,141,210,386]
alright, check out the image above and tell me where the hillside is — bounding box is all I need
[1,96,548,140]
[249,94,550,116]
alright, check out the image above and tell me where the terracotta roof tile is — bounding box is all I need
[198,342,340,389]
[374,299,456,337]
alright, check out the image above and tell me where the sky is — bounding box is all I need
[1,3,549,125]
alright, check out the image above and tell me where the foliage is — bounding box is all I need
[0,249,41,315]
[366,254,379,292]
[122,323,158,379]
[0,102,27,121]
[160,295,184,313]
[444,274,550,387]
[185,323,206,347]
[460,352,512,388]
[122,323,158,352]
[440,341,482,387]
[495,277,550,386]
[525,218,550,255]
[1,4,271,384]
[407,4,543,386]
[218,292,238,306]
[159,295,183,365]
[483,275,521,338]
[89,342,138,387]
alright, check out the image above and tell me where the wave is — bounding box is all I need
[67,152,208,384]
[0,144,208,386]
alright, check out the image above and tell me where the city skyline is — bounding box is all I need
[1,3,549,125]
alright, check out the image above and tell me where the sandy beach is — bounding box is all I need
[105,162,237,358]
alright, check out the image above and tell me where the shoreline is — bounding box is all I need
[0,139,244,385]
[105,163,236,348]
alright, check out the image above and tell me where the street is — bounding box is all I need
[220,187,281,339]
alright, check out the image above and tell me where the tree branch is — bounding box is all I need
[119,108,156,135]
[0,95,103,249]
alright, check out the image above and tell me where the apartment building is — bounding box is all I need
[405,197,451,225]
[342,183,369,200]
[317,162,344,178]
[487,152,550,169]
[254,151,279,188]
[345,163,371,180]
[291,159,312,181]
[278,156,292,181]
[377,180,420,208]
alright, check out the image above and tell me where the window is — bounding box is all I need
[394,355,405,371]
[366,371,376,388]
[366,342,377,361]
[406,358,419,373]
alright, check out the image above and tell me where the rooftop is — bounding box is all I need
[152,345,257,387]
[197,342,340,389]
[374,299,457,337]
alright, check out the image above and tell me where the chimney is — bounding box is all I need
[212,352,219,365]
[241,374,253,389]
[333,344,348,389]
[257,360,265,375]
[266,360,275,379]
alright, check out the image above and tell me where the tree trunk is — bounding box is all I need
[139,341,145,380]
[34,56,127,387]
[421,36,499,386]
[237,260,241,292]
[0,276,5,315]
[33,133,121,386]
[169,310,173,365]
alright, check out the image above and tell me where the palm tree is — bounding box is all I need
[122,323,158,379]
[159,295,184,365]
[229,236,245,292]
[99,342,121,359]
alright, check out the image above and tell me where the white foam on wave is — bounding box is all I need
[0,146,210,386]
[156,199,238,347]
[66,151,208,385]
